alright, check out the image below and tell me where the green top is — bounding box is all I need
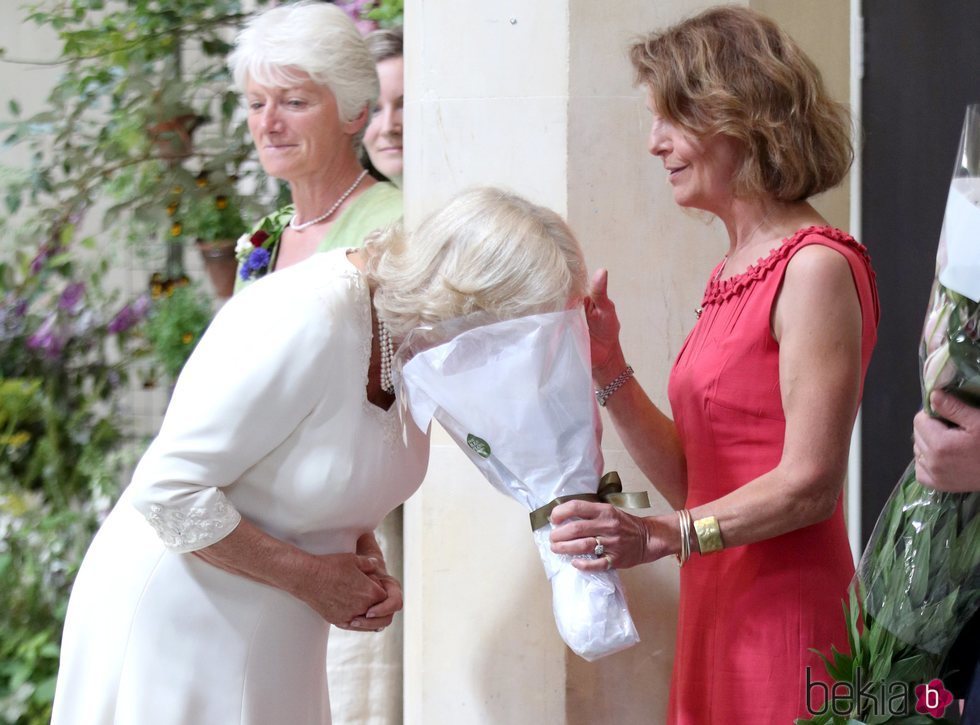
[233,181,402,294]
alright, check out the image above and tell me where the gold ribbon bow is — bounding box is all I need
[528,471,651,530]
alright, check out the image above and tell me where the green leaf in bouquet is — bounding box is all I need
[884,594,919,645]
[908,591,961,654]
[867,709,895,724]
[927,515,956,581]
[866,621,899,685]
[881,475,908,545]
[887,653,931,685]
[810,647,846,682]
[906,522,932,608]
[846,587,862,662]
[794,711,837,725]
[466,434,491,459]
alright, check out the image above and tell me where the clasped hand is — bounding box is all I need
[310,532,403,631]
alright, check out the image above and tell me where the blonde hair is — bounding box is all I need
[367,188,589,338]
[228,1,378,124]
[629,5,853,202]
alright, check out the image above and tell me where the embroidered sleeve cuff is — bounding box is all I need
[140,495,242,553]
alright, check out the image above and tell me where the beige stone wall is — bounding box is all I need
[752,0,853,228]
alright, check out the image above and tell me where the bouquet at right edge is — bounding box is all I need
[801,105,980,724]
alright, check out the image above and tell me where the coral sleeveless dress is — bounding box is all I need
[666,227,879,724]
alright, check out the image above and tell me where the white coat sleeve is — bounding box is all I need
[130,265,349,553]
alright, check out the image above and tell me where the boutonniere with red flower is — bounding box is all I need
[235,206,293,282]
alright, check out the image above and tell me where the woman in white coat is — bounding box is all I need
[51,187,588,725]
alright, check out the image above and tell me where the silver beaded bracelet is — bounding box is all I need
[595,365,634,407]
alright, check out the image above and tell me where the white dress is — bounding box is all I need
[51,250,429,725]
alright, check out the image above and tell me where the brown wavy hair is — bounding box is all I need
[629,5,853,202]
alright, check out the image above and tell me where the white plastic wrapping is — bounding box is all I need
[937,176,980,302]
[397,309,640,661]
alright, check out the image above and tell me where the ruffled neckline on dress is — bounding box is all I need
[701,225,869,306]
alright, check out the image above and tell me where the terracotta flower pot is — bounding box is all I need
[146,113,204,161]
[196,239,238,299]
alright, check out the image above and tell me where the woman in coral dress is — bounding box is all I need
[550,7,878,723]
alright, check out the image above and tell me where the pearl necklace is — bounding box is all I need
[289,169,369,231]
[379,319,394,394]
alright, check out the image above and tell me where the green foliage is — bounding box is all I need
[0,4,275,721]
[179,189,249,242]
[364,0,404,27]
[144,283,213,382]
[0,248,145,503]
[0,0,271,257]
[0,489,118,724]
[0,240,144,724]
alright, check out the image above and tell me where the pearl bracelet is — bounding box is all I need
[595,365,634,407]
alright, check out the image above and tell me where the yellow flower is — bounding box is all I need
[0,491,33,516]
[0,431,31,448]
[181,332,194,345]
[170,222,183,237]
[215,196,228,210]
[166,201,179,216]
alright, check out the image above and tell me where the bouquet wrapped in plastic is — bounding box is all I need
[396,309,647,661]
[801,105,980,724]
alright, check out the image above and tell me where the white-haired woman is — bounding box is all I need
[229,1,399,289]
[51,187,588,724]
[228,6,404,717]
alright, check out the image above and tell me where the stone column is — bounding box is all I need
[401,1,850,722]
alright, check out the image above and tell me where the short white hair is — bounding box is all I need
[366,187,590,339]
[228,1,379,123]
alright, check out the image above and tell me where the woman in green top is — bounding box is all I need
[228,1,402,292]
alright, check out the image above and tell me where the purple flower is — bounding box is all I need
[3,295,28,320]
[132,293,151,318]
[26,315,65,359]
[108,294,151,334]
[108,307,137,334]
[58,282,86,313]
[240,247,271,281]
[335,0,378,33]
[30,246,51,275]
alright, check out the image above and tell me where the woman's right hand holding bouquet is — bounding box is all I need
[914,389,980,492]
